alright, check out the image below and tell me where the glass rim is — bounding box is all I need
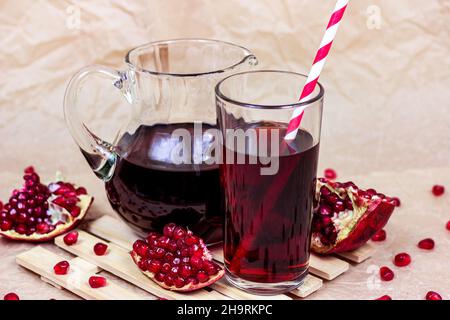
[125,38,256,77]
[215,70,324,110]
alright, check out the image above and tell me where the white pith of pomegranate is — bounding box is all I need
[130,223,224,292]
[0,167,93,242]
[311,178,396,254]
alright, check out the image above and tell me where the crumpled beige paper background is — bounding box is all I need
[0,0,449,300]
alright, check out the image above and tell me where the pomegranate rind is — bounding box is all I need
[0,195,93,242]
[130,251,224,292]
[311,179,395,254]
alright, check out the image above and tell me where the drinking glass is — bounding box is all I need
[215,70,324,294]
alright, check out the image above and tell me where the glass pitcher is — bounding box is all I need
[64,39,257,244]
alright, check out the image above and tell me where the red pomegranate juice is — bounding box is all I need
[105,124,222,244]
[221,127,319,283]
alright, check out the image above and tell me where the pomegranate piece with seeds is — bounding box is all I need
[324,168,337,180]
[418,238,435,250]
[0,167,93,242]
[3,292,20,300]
[375,295,392,300]
[432,185,445,196]
[89,276,107,288]
[371,229,387,242]
[394,252,411,267]
[379,266,394,281]
[130,223,224,292]
[93,243,108,256]
[54,261,70,275]
[425,291,442,300]
[311,178,396,254]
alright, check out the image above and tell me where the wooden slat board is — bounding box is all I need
[54,230,227,300]
[16,215,376,300]
[84,216,322,300]
[16,246,149,300]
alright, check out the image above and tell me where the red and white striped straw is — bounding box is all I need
[284,0,349,140]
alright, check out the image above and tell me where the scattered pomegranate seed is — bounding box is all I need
[446,221,450,231]
[88,276,107,288]
[63,231,79,245]
[391,197,401,207]
[324,168,337,180]
[425,291,442,300]
[3,292,20,300]
[418,238,435,250]
[93,243,108,256]
[371,229,387,242]
[394,252,411,267]
[24,166,35,174]
[375,295,392,300]
[431,185,445,196]
[54,261,70,275]
[379,266,394,281]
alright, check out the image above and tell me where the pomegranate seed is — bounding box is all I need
[180,264,193,278]
[147,260,162,273]
[391,197,401,207]
[93,243,108,256]
[164,274,174,287]
[432,185,445,196]
[36,222,50,234]
[75,187,87,195]
[173,277,185,288]
[54,261,70,275]
[190,256,203,269]
[138,259,147,271]
[172,226,186,240]
[155,273,165,282]
[15,224,27,234]
[0,220,13,231]
[163,223,176,237]
[324,168,337,180]
[88,276,107,288]
[70,206,81,217]
[196,271,209,283]
[418,238,435,250]
[133,240,149,258]
[425,291,442,300]
[3,292,20,300]
[371,229,386,242]
[375,295,392,300]
[185,235,198,246]
[394,252,411,267]
[24,166,35,174]
[379,266,394,281]
[186,277,198,286]
[63,231,79,245]
[446,221,450,231]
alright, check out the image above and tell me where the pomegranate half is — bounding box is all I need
[0,167,93,242]
[311,178,396,254]
[131,223,224,292]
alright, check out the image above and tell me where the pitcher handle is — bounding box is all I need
[64,65,131,181]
